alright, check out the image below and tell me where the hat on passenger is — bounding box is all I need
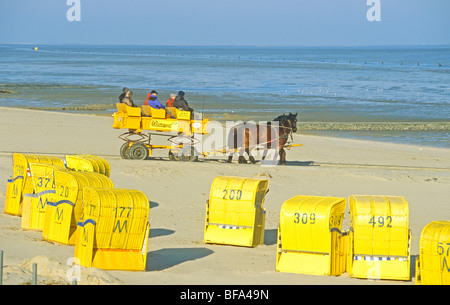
[178,91,185,96]
[151,90,158,94]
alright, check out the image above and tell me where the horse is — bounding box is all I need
[226,113,298,165]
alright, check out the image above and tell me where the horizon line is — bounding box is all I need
[1,42,450,48]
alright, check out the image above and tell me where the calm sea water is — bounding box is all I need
[0,44,449,148]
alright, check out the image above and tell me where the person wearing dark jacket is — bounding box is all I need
[173,91,193,112]
[119,87,129,103]
[145,90,165,109]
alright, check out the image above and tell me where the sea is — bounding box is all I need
[0,44,449,148]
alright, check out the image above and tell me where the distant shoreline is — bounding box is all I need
[2,42,450,48]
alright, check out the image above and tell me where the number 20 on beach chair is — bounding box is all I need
[42,171,114,245]
[203,176,269,248]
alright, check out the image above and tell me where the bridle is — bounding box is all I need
[278,114,297,141]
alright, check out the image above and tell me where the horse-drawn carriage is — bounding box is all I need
[112,103,301,164]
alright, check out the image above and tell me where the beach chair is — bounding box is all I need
[42,171,114,245]
[203,176,268,247]
[21,163,67,231]
[5,153,64,216]
[74,187,150,271]
[347,195,411,281]
[415,220,450,285]
[65,154,111,177]
[276,196,348,276]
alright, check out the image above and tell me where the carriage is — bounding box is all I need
[112,103,301,164]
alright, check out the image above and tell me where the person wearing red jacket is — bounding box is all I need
[166,93,176,107]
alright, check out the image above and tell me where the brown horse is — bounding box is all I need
[226,113,298,165]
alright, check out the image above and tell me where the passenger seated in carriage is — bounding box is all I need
[173,91,193,112]
[145,90,165,109]
[173,91,195,119]
[166,93,176,107]
[118,87,129,103]
[119,88,136,107]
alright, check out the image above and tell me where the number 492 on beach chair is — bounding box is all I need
[347,195,411,281]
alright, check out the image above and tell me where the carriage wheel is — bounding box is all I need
[179,146,198,162]
[129,143,149,160]
[168,151,180,161]
[120,142,132,159]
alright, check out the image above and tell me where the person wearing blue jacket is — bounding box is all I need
[145,90,165,109]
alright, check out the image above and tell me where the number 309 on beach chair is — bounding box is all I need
[276,196,348,276]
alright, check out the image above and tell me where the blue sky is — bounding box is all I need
[0,0,449,46]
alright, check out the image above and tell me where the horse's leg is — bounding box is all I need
[279,147,286,165]
[238,129,250,164]
[246,148,256,164]
[227,152,233,163]
[238,148,247,164]
[227,127,239,163]
[238,155,247,164]
[261,149,267,161]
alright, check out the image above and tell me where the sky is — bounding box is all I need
[0,0,449,46]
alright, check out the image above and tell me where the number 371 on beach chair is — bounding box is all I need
[5,153,64,216]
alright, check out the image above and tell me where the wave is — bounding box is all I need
[21,104,113,112]
[297,122,450,131]
[0,83,104,90]
[0,90,18,94]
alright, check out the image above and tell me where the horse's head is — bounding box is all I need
[274,112,298,133]
[288,112,298,133]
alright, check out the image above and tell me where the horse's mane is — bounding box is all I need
[273,113,294,122]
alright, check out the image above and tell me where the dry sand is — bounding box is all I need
[0,106,449,285]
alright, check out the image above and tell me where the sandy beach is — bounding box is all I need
[0,106,449,286]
